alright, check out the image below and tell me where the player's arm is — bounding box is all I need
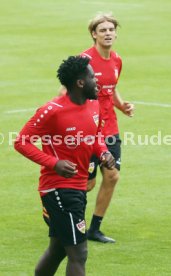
[14,107,58,169]
[14,106,77,177]
[113,89,134,117]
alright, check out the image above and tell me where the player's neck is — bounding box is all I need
[95,44,111,59]
[68,93,86,105]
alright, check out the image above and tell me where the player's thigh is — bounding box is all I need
[106,134,122,171]
[101,166,119,187]
[64,240,88,262]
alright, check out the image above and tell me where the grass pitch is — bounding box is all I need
[1,0,171,275]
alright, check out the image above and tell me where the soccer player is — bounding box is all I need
[80,13,135,243]
[14,56,115,276]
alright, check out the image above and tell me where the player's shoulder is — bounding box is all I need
[111,51,122,69]
[49,95,67,108]
[81,47,96,60]
[36,95,65,116]
[111,51,122,62]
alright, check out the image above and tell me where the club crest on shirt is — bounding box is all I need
[93,114,99,126]
[76,220,86,234]
[88,162,95,174]
[114,69,119,79]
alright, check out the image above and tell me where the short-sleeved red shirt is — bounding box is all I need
[82,46,122,137]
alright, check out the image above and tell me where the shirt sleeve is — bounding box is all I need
[14,104,59,170]
[118,56,122,78]
[113,55,122,94]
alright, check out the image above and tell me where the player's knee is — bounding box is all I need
[110,169,120,184]
[113,169,120,183]
[104,169,120,186]
[87,178,96,192]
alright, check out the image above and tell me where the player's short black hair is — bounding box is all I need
[57,56,90,90]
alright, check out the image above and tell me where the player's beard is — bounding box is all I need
[84,83,98,100]
[88,86,98,100]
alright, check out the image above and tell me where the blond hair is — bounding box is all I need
[88,12,119,36]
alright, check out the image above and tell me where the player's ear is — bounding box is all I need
[92,31,97,40]
[77,79,85,88]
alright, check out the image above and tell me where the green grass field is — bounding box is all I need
[1,0,171,275]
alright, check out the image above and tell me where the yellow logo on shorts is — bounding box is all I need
[76,220,86,234]
[88,162,95,174]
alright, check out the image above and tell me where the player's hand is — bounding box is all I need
[122,101,134,117]
[54,160,78,178]
[100,152,115,170]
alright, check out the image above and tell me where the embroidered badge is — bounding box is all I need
[88,162,95,174]
[93,114,99,126]
[76,220,86,234]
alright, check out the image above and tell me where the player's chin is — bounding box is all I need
[91,91,98,100]
[88,89,98,100]
[88,94,97,100]
[94,87,98,99]
[104,42,113,48]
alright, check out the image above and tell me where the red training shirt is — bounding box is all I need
[81,46,122,137]
[14,95,107,192]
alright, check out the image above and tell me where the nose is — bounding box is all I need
[106,29,111,35]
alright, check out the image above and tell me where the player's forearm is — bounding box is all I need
[113,90,135,117]
[14,138,58,170]
[93,134,108,158]
[113,89,124,112]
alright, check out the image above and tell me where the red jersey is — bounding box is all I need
[81,46,122,137]
[14,95,107,192]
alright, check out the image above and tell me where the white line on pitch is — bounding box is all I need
[4,108,36,114]
[80,1,143,7]
[4,101,171,114]
[133,101,171,108]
